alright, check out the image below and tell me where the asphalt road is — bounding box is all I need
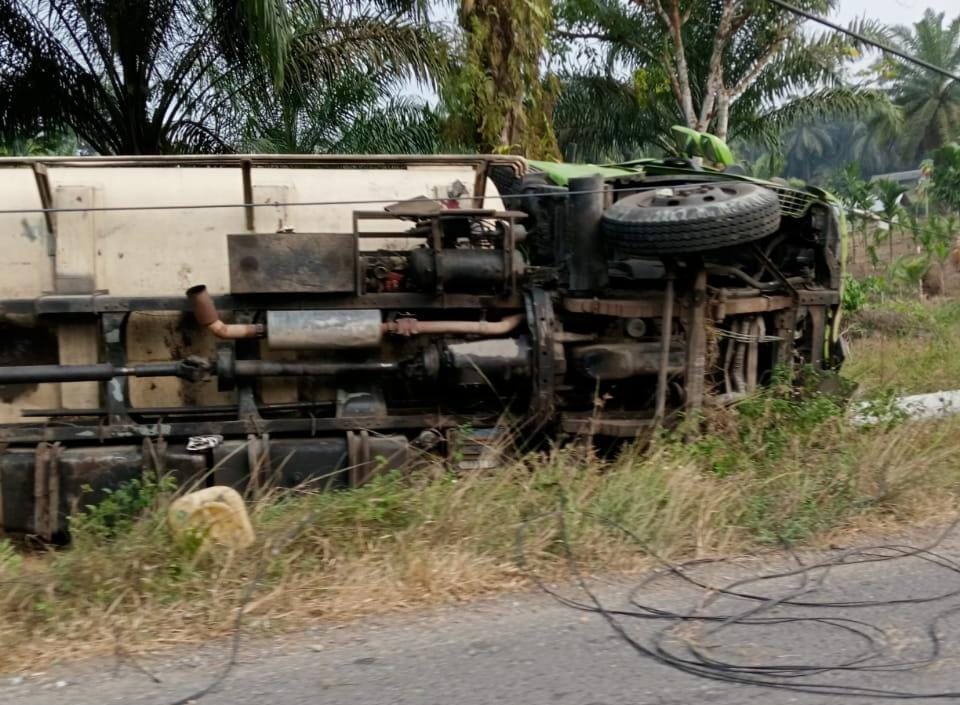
[7,528,960,705]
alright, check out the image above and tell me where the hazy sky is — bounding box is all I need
[832,0,957,26]
[406,1,957,102]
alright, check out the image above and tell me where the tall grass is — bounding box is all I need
[845,299,960,394]
[4,300,960,671]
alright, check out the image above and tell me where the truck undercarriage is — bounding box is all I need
[0,154,843,538]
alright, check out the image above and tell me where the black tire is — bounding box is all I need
[601,182,781,256]
[488,166,548,208]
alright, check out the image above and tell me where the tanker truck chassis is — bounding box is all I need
[0,154,843,539]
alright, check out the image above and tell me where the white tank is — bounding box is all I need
[0,154,514,420]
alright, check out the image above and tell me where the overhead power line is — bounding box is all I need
[765,0,960,83]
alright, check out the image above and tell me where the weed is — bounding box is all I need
[845,299,960,394]
[4,302,960,672]
[70,474,177,543]
[0,538,21,577]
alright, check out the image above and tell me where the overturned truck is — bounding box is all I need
[0,154,843,538]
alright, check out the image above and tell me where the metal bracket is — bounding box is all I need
[241,158,254,232]
[145,436,168,472]
[31,162,57,243]
[246,432,272,496]
[103,313,132,424]
[750,242,798,298]
[33,442,63,541]
[525,288,560,424]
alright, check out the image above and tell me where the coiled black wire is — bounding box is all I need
[517,511,960,699]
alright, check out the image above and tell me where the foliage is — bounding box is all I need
[0,538,21,577]
[869,178,908,261]
[876,9,960,164]
[842,273,889,313]
[887,253,931,298]
[551,73,671,162]
[929,142,960,213]
[70,474,177,543]
[446,0,560,158]
[872,178,908,217]
[0,131,84,156]
[10,302,960,667]
[0,0,445,155]
[845,299,960,394]
[0,0,268,153]
[551,0,890,162]
[828,163,874,210]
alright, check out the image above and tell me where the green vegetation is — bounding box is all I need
[5,299,960,671]
[845,299,960,395]
[2,1,956,178]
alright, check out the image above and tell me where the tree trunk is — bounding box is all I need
[460,0,560,159]
[715,92,731,141]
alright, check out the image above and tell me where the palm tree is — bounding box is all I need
[782,123,834,181]
[553,0,889,154]
[238,2,446,153]
[0,0,444,155]
[552,74,670,162]
[872,178,908,262]
[885,10,960,163]
[445,0,559,159]
[242,72,448,154]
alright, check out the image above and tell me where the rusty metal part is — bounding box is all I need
[807,305,828,367]
[526,288,561,423]
[32,442,62,540]
[731,319,748,394]
[228,233,358,294]
[655,269,675,423]
[347,431,409,486]
[382,314,524,337]
[0,355,394,386]
[0,291,525,315]
[267,310,382,349]
[566,174,608,292]
[563,296,679,319]
[0,359,211,384]
[446,427,506,470]
[713,293,793,319]
[797,289,842,306]
[213,437,350,492]
[31,162,56,237]
[560,412,655,437]
[241,159,254,231]
[186,285,264,339]
[705,265,795,292]
[233,359,397,377]
[684,267,709,413]
[446,337,531,385]
[408,248,512,293]
[21,400,335,418]
[0,412,479,446]
[747,317,763,392]
[573,342,683,381]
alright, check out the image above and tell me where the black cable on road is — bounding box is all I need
[519,509,960,699]
[765,0,960,83]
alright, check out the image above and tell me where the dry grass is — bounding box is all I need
[844,299,960,395]
[4,300,960,673]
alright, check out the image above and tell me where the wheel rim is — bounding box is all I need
[633,183,748,210]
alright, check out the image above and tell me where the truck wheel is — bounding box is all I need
[488,165,547,205]
[601,182,781,255]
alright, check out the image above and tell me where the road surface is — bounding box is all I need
[6,527,960,705]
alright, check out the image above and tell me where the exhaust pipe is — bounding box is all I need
[186,285,264,339]
[382,314,525,337]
